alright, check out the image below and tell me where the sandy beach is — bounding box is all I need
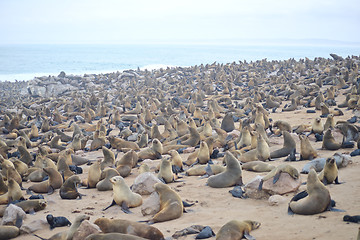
[0,56,359,240]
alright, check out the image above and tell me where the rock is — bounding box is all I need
[262,172,301,195]
[72,220,101,240]
[2,204,26,226]
[301,152,352,173]
[141,192,160,216]
[58,71,66,78]
[183,147,196,153]
[132,172,162,195]
[127,133,138,142]
[20,219,48,233]
[244,176,271,199]
[268,195,287,206]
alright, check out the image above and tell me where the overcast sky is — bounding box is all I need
[1,0,359,44]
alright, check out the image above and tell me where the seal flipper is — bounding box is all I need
[32,233,47,240]
[334,176,341,184]
[258,180,264,190]
[273,171,281,184]
[205,163,214,176]
[195,226,215,239]
[47,186,54,195]
[103,199,116,211]
[244,231,256,240]
[121,201,132,214]
[182,200,195,207]
[15,213,23,228]
[290,190,308,202]
[287,205,295,215]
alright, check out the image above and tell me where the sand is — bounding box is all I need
[7,86,358,240]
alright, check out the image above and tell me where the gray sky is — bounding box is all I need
[1,0,359,44]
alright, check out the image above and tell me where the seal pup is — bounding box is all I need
[46,214,71,229]
[288,169,331,215]
[318,157,340,185]
[216,220,260,240]
[93,217,164,240]
[270,131,296,159]
[149,182,183,223]
[207,151,243,188]
[258,164,299,190]
[299,134,318,160]
[60,175,84,199]
[103,176,142,213]
[34,214,89,240]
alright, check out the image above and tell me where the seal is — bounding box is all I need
[186,164,225,176]
[323,114,335,131]
[270,131,296,159]
[239,134,270,162]
[60,175,84,199]
[87,161,101,188]
[197,141,210,164]
[136,133,148,148]
[241,161,275,172]
[108,136,140,151]
[96,168,120,191]
[116,150,138,169]
[85,233,147,240]
[93,217,164,240]
[7,178,24,203]
[258,163,299,190]
[35,214,89,240]
[309,117,324,135]
[157,157,175,183]
[46,214,72,229]
[101,146,115,170]
[149,182,183,223]
[0,199,47,217]
[216,220,261,240]
[288,169,331,215]
[103,176,142,213]
[318,157,340,185]
[168,150,184,173]
[179,127,200,147]
[299,134,318,160]
[221,112,235,132]
[207,151,243,188]
[272,120,292,133]
[0,226,20,239]
[28,167,63,194]
[322,129,341,150]
[138,139,163,160]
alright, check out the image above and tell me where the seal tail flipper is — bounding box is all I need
[182,200,195,207]
[102,199,116,211]
[258,180,264,190]
[121,202,132,214]
[287,205,295,215]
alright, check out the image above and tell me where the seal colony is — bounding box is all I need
[0,54,359,239]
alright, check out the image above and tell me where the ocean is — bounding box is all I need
[0,44,359,82]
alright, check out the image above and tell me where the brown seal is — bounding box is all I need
[103,176,142,213]
[239,134,270,162]
[207,151,243,188]
[241,161,275,172]
[149,182,183,223]
[216,220,261,240]
[186,164,225,176]
[318,157,339,185]
[87,161,101,188]
[60,175,84,199]
[0,226,20,239]
[270,131,296,159]
[299,134,318,160]
[259,163,299,190]
[157,157,175,183]
[101,146,115,170]
[322,129,341,150]
[28,167,63,194]
[0,199,47,217]
[289,169,331,215]
[96,168,120,191]
[138,139,163,160]
[108,136,140,151]
[93,217,164,240]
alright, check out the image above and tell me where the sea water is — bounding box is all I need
[0,44,359,82]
